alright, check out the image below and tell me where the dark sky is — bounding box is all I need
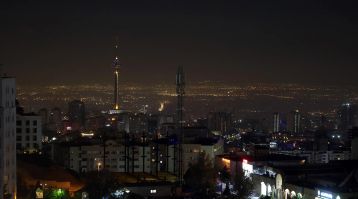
[1,1,358,86]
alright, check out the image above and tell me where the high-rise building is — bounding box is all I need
[113,43,120,110]
[0,76,17,199]
[117,112,148,134]
[273,112,280,133]
[337,103,358,131]
[68,100,85,126]
[207,112,233,135]
[48,107,62,132]
[289,110,301,134]
[38,108,49,126]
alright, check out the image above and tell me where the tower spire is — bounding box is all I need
[113,40,120,110]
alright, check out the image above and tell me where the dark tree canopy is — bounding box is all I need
[184,153,217,198]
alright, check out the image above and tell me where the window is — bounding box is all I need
[33,120,37,126]
[33,136,37,141]
[16,120,21,126]
[16,128,22,134]
[16,136,22,141]
[25,136,30,141]
[33,128,37,133]
[26,128,30,133]
[26,120,30,126]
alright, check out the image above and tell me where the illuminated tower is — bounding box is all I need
[176,65,185,185]
[113,43,120,110]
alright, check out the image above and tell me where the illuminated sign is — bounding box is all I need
[270,142,278,148]
[109,109,121,114]
[150,189,157,194]
[317,190,333,199]
[81,133,94,137]
[261,182,267,196]
[36,188,43,199]
[242,159,253,177]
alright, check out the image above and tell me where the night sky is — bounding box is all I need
[1,1,358,86]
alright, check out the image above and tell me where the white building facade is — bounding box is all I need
[68,140,151,173]
[16,114,42,153]
[272,150,351,164]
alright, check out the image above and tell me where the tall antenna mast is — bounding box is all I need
[176,65,185,186]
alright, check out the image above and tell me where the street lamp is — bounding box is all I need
[97,162,101,171]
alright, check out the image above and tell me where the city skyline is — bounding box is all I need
[1,1,358,86]
[2,2,358,199]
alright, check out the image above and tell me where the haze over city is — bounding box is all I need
[1,1,358,86]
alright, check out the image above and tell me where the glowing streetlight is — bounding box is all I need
[97,162,101,171]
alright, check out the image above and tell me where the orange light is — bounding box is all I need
[222,158,230,164]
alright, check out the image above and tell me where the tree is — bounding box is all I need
[231,168,254,199]
[83,170,122,199]
[216,165,231,196]
[218,166,231,184]
[184,152,217,198]
[44,188,70,199]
